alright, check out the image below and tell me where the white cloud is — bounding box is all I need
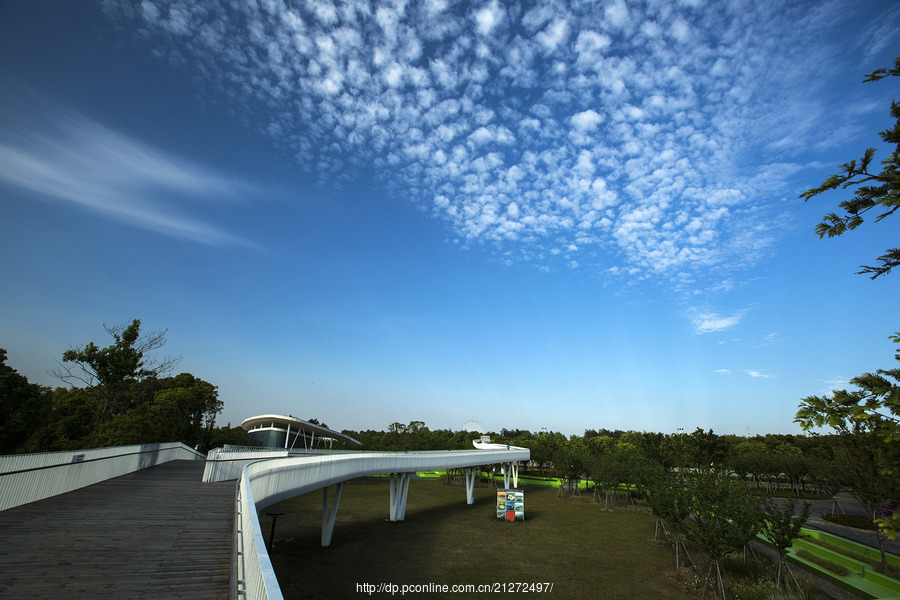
[691,311,742,334]
[474,0,503,36]
[105,0,835,282]
[604,0,631,30]
[715,368,772,378]
[536,19,569,52]
[820,377,851,396]
[571,109,603,131]
[744,370,771,379]
[0,100,258,248]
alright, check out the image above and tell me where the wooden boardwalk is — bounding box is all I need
[0,460,235,599]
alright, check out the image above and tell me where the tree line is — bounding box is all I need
[0,319,240,453]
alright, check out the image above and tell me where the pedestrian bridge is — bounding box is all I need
[0,442,529,600]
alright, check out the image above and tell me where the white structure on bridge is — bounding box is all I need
[240,414,362,450]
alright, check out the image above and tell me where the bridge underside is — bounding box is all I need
[316,462,520,547]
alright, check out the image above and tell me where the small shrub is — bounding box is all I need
[731,575,809,600]
[821,514,877,530]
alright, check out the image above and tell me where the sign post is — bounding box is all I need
[496,488,524,521]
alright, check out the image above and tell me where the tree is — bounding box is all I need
[527,431,563,477]
[684,470,765,599]
[801,56,899,279]
[797,334,900,539]
[552,437,588,496]
[645,471,693,569]
[149,373,222,449]
[684,428,731,468]
[0,349,52,453]
[760,499,811,592]
[52,319,181,443]
[797,368,900,564]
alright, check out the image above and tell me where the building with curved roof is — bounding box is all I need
[241,414,361,450]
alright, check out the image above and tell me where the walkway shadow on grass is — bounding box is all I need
[269,480,691,600]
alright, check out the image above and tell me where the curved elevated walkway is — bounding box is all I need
[0,445,529,600]
[235,447,530,600]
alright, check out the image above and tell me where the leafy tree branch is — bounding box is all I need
[801,56,900,279]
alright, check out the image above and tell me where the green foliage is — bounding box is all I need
[645,471,691,534]
[586,443,648,506]
[800,56,900,279]
[552,436,588,489]
[683,469,765,564]
[761,499,811,557]
[207,423,251,447]
[1,320,224,453]
[821,514,877,529]
[150,373,223,448]
[796,58,900,534]
[0,349,52,453]
[340,423,482,451]
[53,319,183,444]
[796,334,900,542]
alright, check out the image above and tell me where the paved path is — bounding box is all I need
[0,460,235,599]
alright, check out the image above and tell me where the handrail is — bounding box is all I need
[232,447,530,600]
[1,446,200,476]
[0,442,205,511]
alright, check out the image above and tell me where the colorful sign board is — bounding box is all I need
[496,488,524,521]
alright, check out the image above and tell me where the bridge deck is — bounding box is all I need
[0,460,234,599]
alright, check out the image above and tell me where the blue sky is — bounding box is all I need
[1,0,898,437]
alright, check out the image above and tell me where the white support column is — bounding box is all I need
[389,473,412,521]
[501,463,511,489]
[512,462,519,488]
[321,482,343,547]
[464,468,476,505]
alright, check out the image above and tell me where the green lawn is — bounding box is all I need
[264,479,698,599]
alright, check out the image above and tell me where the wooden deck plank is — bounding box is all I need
[0,460,234,600]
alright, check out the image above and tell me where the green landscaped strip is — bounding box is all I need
[792,539,865,575]
[794,549,852,576]
[413,470,639,493]
[758,527,900,600]
[801,529,900,571]
[414,471,444,479]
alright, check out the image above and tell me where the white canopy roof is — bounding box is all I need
[240,414,362,446]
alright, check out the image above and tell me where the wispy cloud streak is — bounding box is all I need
[0,100,258,247]
[691,311,743,334]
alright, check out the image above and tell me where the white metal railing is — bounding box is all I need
[235,468,283,600]
[0,442,204,511]
[232,447,530,600]
[203,448,291,483]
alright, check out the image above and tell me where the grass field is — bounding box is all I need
[263,479,700,599]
